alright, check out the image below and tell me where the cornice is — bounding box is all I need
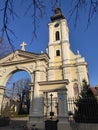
[0,50,49,66]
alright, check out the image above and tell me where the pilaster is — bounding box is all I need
[28,61,46,129]
[0,86,5,115]
[61,20,69,42]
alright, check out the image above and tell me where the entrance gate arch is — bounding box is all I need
[0,66,33,87]
[0,50,69,130]
[0,50,49,114]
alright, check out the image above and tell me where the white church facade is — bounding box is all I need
[0,8,89,129]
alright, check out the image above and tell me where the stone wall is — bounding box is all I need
[69,122,98,130]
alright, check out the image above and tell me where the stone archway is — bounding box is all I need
[0,66,33,114]
[0,50,49,116]
[3,70,31,116]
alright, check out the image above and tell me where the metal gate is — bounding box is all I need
[45,120,58,130]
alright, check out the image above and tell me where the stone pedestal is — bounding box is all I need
[0,95,3,115]
[28,90,45,129]
[0,86,5,115]
[57,87,70,130]
[57,116,70,130]
[27,115,45,130]
[27,92,45,129]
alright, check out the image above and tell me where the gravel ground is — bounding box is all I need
[0,117,28,130]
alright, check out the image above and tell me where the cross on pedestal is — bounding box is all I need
[20,42,27,51]
[50,93,54,120]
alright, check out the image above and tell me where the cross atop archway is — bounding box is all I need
[20,42,27,51]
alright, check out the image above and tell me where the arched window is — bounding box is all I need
[56,50,60,56]
[55,31,60,41]
[73,83,79,97]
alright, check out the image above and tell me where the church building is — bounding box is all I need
[47,7,89,98]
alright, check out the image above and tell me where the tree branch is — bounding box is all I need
[1,0,15,52]
[69,0,98,27]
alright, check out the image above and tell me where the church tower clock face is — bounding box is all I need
[54,23,59,27]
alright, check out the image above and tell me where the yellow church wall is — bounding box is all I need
[54,61,62,67]
[54,69,63,80]
[67,59,76,64]
[69,49,76,58]
[70,67,77,81]
[69,49,77,64]
[81,66,89,83]
[53,44,62,67]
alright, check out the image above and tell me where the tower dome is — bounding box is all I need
[51,8,65,22]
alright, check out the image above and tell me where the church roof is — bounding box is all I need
[51,8,65,22]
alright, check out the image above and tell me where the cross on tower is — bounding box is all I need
[20,42,27,51]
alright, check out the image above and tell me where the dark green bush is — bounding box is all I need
[0,116,10,126]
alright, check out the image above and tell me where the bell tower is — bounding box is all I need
[48,8,71,81]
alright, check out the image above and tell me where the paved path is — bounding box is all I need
[0,117,28,130]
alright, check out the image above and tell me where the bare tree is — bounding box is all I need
[0,37,12,59]
[69,0,98,27]
[0,0,46,51]
[5,78,31,114]
[14,78,31,114]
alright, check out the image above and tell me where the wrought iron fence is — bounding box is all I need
[44,96,98,123]
[44,97,58,120]
[67,96,98,123]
